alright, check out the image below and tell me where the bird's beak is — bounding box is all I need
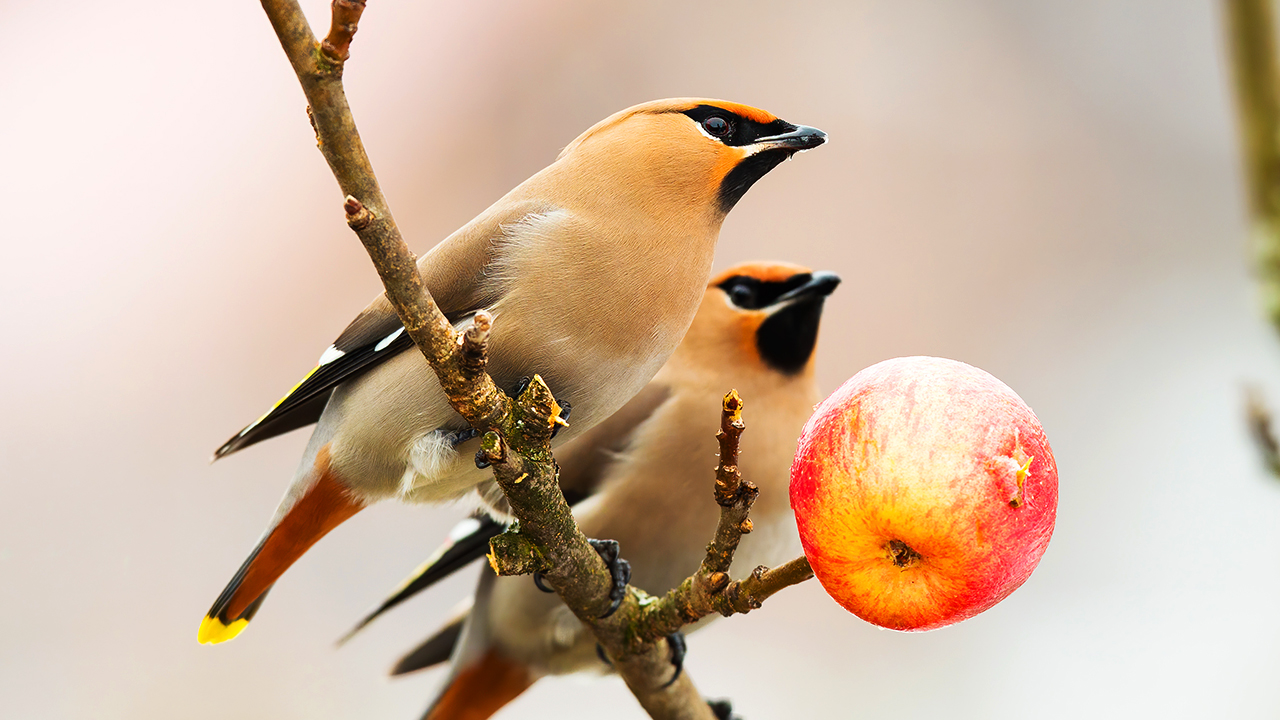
[754,125,827,152]
[773,271,842,306]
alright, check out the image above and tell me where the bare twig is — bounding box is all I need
[713,390,746,505]
[723,556,815,610]
[625,393,813,644]
[705,390,757,576]
[320,0,366,62]
[258,3,819,716]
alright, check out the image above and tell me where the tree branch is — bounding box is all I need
[1225,0,1280,329]
[624,394,813,644]
[256,3,811,716]
[1225,0,1280,479]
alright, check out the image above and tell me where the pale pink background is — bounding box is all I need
[3,1,1276,718]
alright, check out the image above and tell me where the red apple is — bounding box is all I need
[789,356,1057,631]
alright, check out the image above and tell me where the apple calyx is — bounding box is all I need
[886,539,921,568]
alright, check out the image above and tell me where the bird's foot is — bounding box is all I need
[660,631,687,688]
[598,635,694,695]
[588,538,631,618]
[707,698,740,720]
[531,539,630,615]
[445,427,478,448]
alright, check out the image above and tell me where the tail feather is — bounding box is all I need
[199,445,363,644]
[422,649,535,720]
[409,569,535,719]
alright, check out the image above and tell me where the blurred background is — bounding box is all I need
[3,0,1277,717]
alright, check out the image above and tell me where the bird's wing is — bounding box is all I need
[212,200,559,460]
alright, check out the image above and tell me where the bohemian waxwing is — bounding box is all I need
[199,101,826,644]
[345,263,840,720]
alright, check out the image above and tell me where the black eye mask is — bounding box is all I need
[716,274,813,310]
[681,105,796,147]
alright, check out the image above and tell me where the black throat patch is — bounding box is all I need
[718,151,791,214]
[716,273,826,375]
[756,297,826,375]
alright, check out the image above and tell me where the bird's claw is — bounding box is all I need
[706,698,740,720]
[532,571,555,593]
[659,630,687,688]
[446,427,478,447]
[588,538,631,618]
[508,376,533,399]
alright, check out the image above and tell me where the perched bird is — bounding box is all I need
[347,262,840,720]
[199,100,826,644]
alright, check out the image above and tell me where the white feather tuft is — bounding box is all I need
[399,431,454,497]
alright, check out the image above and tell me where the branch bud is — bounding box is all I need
[706,571,730,593]
[343,195,372,230]
[475,430,506,469]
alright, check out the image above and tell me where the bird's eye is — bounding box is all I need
[729,283,755,307]
[703,116,733,138]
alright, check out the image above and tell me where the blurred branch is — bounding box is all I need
[1225,0,1280,478]
[1225,0,1280,328]
[254,1,817,717]
[1245,385,1280,476]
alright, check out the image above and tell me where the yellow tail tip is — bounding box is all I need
[198,615,249,645]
